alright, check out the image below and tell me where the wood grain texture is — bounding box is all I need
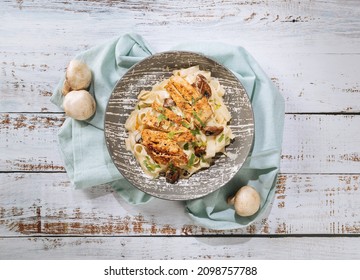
[0,173,359,236]
[1,236,359,260]
[1,113,359,173]
[0,1,359,113]
[0,113,65,172]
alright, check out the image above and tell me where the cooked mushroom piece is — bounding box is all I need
[165,167,180,184]
[203,126,224,136]
[193,74,212,98]
[163,98,175,108]
[194,145,206,157]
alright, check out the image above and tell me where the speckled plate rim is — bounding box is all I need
[104,51,255,201]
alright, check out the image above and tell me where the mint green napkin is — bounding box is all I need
[51,33,284,230]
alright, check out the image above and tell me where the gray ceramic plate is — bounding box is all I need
[104,51,254,200]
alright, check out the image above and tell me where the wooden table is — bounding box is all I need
[1,0,359,259]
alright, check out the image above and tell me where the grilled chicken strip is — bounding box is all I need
[142,128,194,144]
[141,129,188,167]
[151,101,190,128]
[142,112,194,141]
[164,83,194,122]
[166,76,213,126]
[170,76,202,101]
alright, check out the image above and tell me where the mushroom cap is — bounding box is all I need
[65,60,92,90]
[232,185,261,217]
[63,90,96,120]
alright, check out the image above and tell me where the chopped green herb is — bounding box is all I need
[167,131,176,139]
[190,127,200,136]
[143,158,160,172]
[181,121,190,129]
[169,163,176,171]
[137,105,141,110]
[191,97,202,105]
[214,103,222,110]
[198,141,207,147]
[183,143,189,150]
[225,136,230,142]
[157,113,167,123]
[192,111,205,127]
[217,133,225,142]
[187,153,196,167]
[167,131,182,140]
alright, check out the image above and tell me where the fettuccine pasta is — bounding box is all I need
[125,66,234,183]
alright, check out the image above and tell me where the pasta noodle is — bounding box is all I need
[125,66,234,183]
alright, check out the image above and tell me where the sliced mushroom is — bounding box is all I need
[165,167,180,184]
[163,98,175,108]
[203,126,224,136]
[193,74,212,98]
[194,145,206,157]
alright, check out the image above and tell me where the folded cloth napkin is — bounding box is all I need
[51,33,284,230]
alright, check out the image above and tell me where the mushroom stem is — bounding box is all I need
[227,195,235,205]
[227,185,261,217]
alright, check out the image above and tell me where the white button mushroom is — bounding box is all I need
[63,90,96,120]
[63,60,92,93]
[227,185,261,217]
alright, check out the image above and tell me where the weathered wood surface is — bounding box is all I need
[1,113,359,173]
[1,0,360,259]
[0,173,359,236]
[1,1,359,114]
[1,236,359,260]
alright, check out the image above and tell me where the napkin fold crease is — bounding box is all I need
[51,33,284,230]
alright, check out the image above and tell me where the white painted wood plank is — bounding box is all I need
[0,173,359,236]
[2,50,359,113]
[0,236,359,260]
[1,113,359,173]
[0,113,65,172]
[281,114,360,173]
[0,1,359,113]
